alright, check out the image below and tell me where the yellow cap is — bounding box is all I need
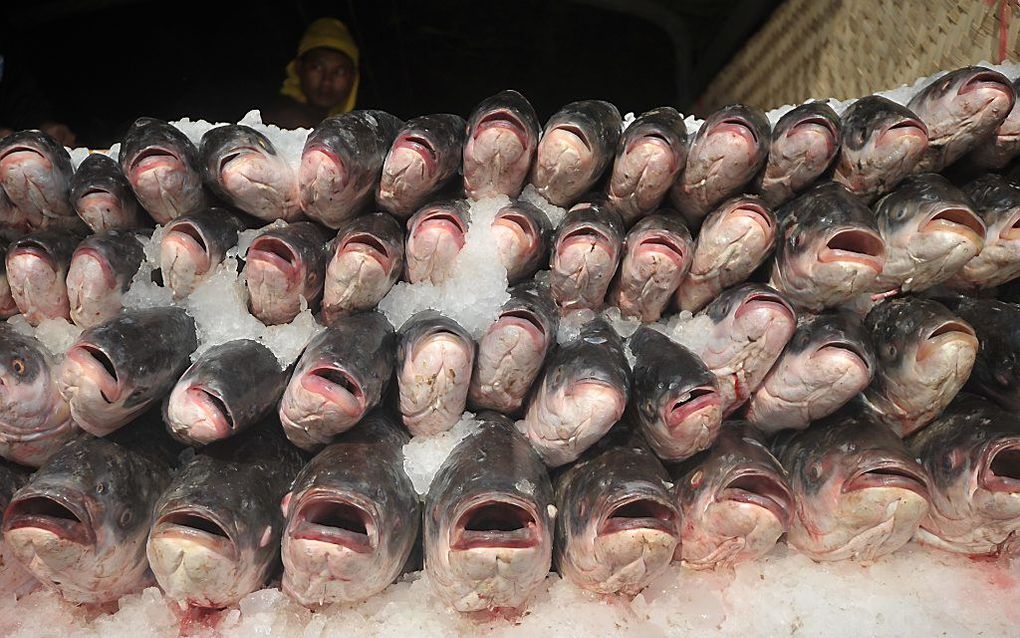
[280,17,360,115]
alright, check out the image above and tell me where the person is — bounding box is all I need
[0,53,77,146]
[263,18,360,130]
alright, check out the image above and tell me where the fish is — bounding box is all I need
[753,101,841,207]
[3,415,177,603]
[519,317,630,466]
[905,395,1020,556]
[0,459,29,512]
[66,229,147,328]
[745,310,876,433]
[0,246,18,318]
[870,174,985,299]
[468,282,558,414]
[119,117,210,224]
[773,408,931,561]
[490,199,552,284]
[377,114,467,218]
[946,174,1020,291]
[606,106,688,225]
[628,326,722,461]
[674,422,793,569]
[607,213,693,322]
[146,421,304,608]
[674,195,777,313]
[0,324,77,467]
[199,124,302,222]
[530,100,622,207]
[669,104,770,226]
[57,306,198,436]
[164,339,288,446]
[404,200,471,284]
[396,311,475,436]
[159,207,250,299]
[69,153,147,232]
[860,297,977,437]
[299,110,403,228]
[462,89,541,200]
[280,411,420,605]
[832,95,929,202]
[554,428,679,594]
[424,411,553,612]
[686,283,797,414]
[321,211,405,323]
[548,199,625,313]
[280,312,395,450]
[907,66,1016,172]
[769,182,886,312]
[5,229,80,326]
[0,130,78,231]
[244,221,329,325]
[960,76,1020,170]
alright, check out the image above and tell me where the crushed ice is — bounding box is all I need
[402,412,481,496]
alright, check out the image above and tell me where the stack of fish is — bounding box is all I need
[1,63,1020,616]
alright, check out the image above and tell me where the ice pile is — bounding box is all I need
[401,412,482,496]
[379,196,511,338]
[519,184,566,227]
[648,310,708,353]
[236,110,310,169]
[6,316,83,357]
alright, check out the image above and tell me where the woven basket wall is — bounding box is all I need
[699,0,1020,114]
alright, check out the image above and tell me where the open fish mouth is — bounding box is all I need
[735,291,796,325]
[247,236,302,284]
[787,114,840,153]
[496,308,546,342]
[0,144,48,164]
[814,339,873,376]
[999,211,1020,242]
[475,109,529,147]
[290,493,377,554]
[3,490,95,546]
[393,135,438,174]
[183,384,235,439]
[451,497,541,550]
[915,320,977,362]
[877,118,929,147]
[843,461,929,499]
[922,207,986,243]
[727,200,774,235]
[129,145,183,173]
[819,229,885,272]
[712,117,759,146]
[634,231,689,271]
[301,364,366,418]
[717,469,794,527]
[598,495,677,536]
[9,240,58,272]
[218,146,266,174]
[150,507,237,559]
[66,343,120,403]
[340,232,395,271]
[664,386,719,431]
[979,438,1020,493]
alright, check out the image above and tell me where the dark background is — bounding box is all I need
[1,0,780,148]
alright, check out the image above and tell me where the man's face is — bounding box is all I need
[297,48,355,109]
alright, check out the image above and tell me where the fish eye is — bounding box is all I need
[809,461,824,480]
[689,470,704,488]
[118,509,133,528]
[884,344,897,358]
[11,358,25,376]
[95,481,107,494]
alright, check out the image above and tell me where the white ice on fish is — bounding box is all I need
[684,114,703,136]
[401,411,481,496]
[378,196,510,339]
[519,184,566,227]
[621,111,636,131]
[169,116,229,147]
[65,147,91,170]
[556,308,596,345]
[766,103,796,127]
[5,315,81,357]
[601,306,641,340]
[237,110,310,171]
[647,309,706,352]
[227,220,289,260]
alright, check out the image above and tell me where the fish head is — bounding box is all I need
[491,200,551,283]
[405,201,470,284]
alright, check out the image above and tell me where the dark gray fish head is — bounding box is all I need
[629,326,721,461]
[555,439,678,594]
[863,297,977,437]
[773,410,930,561]
[463,89,541,200]
[963,76,1020,170]
[245,221,329,325]
[69,153,145,232]
[3,430,173,602]
[299,110,404,228]
[377,114,467,218]
[5,229,79,326]
[906,395,1020,556]
[908,66,1016,171]
[755,101,841,206]
[404,199,471,284]
[531,100,622,207]
[491,199,552,284]
[200,124,300,222]
[281,411,420,605]
[119,117,207,223]
[747,310,875,433]
[323,212,405,321]
[281,312,395,449]
[0,324,75,467]
[609,213,693,322]
[770,182,886,311]
[0,460,29,512]
[608,106,689,223]
[0,129,75,223]
[57,306,198,436]
[549,198,625,313]
[675,422,793,568]
[165,339,287,446]
[468,282,558,414]
[521,317,630,466]
[670,104,770,225]
[948,174,1020,290]
[397,311,475,436]
[66,230,146,328]
[425,412,553,612]
[160,207,249,299]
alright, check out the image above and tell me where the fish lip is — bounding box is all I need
[303,143,348,188]
[163,220,211,266]
[716,467,794,528]
[818,228,885,272]
[597,493,677,537]
[998,210,1020,242]
[9,243,57,271]
[474,109,528,146]
[183,384,234,440]
[289,491,378,554]
[878,117,929,144]
[842,460,929,499]
[813,339,873,376]
[496,308,547,342]
[624,131,678,170]
[70,246,117,290]
[300,364,366,418]
[493,208,540,242]
[3,488,96,546]
[410,209,468,244]
[393,134,438,174]
[979,437,1020,493]
[663,385,720,432]
[711,116,759,145]
[787,114,840,152]
[150,506,238,560]
[921,206,986,243]
[726,200,774,235]
[734,290,796,324]
[128,144,182,173]
[451,495,542,551]
[66,342,120,403]
[916,320,978,362]
[558,223,614,255]
[634,230,689,270]
[339,232,394,271]
[550,123,592,152]
[246,236,301,280]
[218,145,264,174]
[0,144,47,163]
[958,71,1015,101]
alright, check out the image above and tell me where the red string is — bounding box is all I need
[987,0,1020,63]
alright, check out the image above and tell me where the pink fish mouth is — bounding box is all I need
[66,343,120,403]
[814,340,873,377]
[452,498,541,550]
[625,131,678,171]
[843,461,929,499]
[711,117,759,147]
[496,309,546,343]
[634,231,689,271]
[0,144,47,163]
[475,110,529,147]
[3,491,95,546]
[151,508,237,559]
[877,118,929,148]
[290,494,376,554]
[301,365,366,419]
[727,200,774,236]
[598,496,677,536]
[922,207,986,243]
[493,208,540,249]
[393,134,438,175]
[787,115,840,155]
[734,291,796,325]
[163,220,212,273]
[557,224,615,257]
[958,71,1016,106]
[717,469,794,527]
[184,385,234,440]
[664,386,720,432]
[128,145,183,175]
[70,246,117,289]
[916,320,977,362]
[218,146,265,175]
[302,144,349,189]
[247,236,301,285]
[980,438,1020,493]
[819,228,886,272]
[340,232,395,272]
[410,210,468,247]
[1000,211,1020,242]
[9,241,57,271]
